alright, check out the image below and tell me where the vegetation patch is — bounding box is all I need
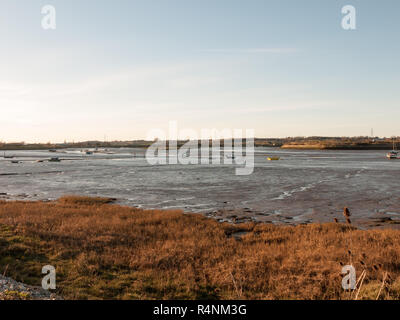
[0,198,399,299]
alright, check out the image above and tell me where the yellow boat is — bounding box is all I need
[267,157,280,161]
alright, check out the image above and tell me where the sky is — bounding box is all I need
[0,0,400,142]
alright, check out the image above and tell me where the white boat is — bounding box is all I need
[386,139,399,159]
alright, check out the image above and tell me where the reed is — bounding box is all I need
[0,199,399,300]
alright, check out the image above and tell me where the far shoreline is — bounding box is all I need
[1,136,398,151]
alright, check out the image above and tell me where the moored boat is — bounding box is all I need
[386,139,399,159]
[386,151,398,159]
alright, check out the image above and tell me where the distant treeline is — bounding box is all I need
[280,137,399,150]
[0,136,397,150]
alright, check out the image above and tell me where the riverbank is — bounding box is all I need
[0,196,399,300]
[1,137,397,151]
[281,142,394,150]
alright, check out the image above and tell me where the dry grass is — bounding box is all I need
[0,198,399,300]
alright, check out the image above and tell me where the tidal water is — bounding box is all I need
[1,148,399,224]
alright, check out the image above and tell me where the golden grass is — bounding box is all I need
[0,198,399,300]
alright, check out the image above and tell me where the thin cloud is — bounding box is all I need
[200,48,298,54]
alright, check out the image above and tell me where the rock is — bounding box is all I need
[0,275,62,300]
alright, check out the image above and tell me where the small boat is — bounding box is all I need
[85,150,93,155]
[48,149,57,152]
[11,160,20,164]
[386,151,398,159]
[49,157,61,162]
[386,139,399,159]
[267,157,280,161]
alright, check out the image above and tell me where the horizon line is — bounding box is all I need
[1,135,398,145]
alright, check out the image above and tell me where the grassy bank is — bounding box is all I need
[0,197,399,300]
[281,142,393,150]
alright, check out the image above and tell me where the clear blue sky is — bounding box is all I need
[1,0,399,142]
